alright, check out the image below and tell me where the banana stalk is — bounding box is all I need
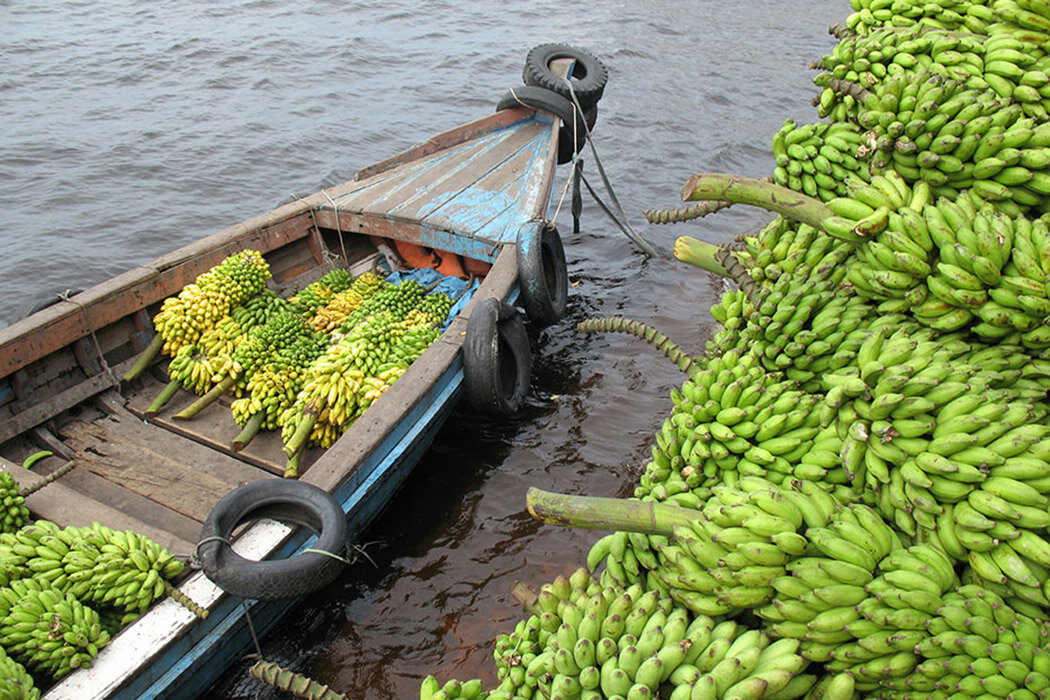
[680,173,833,232]
[249,659,348,700]
[18,460,76,497]
[146,378,183,417]
[526,487,696,537]
[231,411,265,452]
[671,236,729,276]
[172,375,237,420]
[122,333,165,382]
[283,401,321,458]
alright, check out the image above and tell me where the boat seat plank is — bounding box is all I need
[326,131,505,217]
[0,458,196,556]
[423,147,538,235]
[57,418,258,524]
[94,392,268,487]
[382,124,543,223]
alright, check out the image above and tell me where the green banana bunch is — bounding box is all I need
[151,248,271,356]
[0,645,39,699]
[336,278,428,336]
[911,583,1050,696]
[419,676,489,700]
[306,271,393,335]
[37,521,187,615]
[844,0,973,36]
[732,218,854,289]
[287,267,354,317]
[0,474,29,536]
[771,120,872,200]
[639,478,844,617]
[0,577,109,680]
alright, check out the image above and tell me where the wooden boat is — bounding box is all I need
[0,48,605,699]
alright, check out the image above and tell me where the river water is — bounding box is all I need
[3,1,847,697]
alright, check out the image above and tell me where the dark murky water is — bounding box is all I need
[3,1,847,697]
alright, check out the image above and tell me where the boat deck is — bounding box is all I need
[315,112,555,258]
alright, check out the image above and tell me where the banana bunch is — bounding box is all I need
[336,278,427,336]
[419,676,488,700]
[771,120,872,201]
[761,542,950,682]
[44,522,185,614]
[0,535,27,589]
[585,530,668,591]
[307,271,391,334]
[666,348,827,489]
[911,584,1050,697]
[0,475,28,537]
[491,565,815,700]
[287,267,354,318]
[820,62,1050,215]
[629,479,845,617]
[230,360,310,432]
[279,312,410,452]
[0,645,39,699]
[0,577,109,680]
[732,218,854,288]
[151,249,271,356]
[230,310,327,389]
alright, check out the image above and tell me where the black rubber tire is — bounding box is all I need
[496,85,590,164]
[523,43,608,110]
[517,224,568,327]
[463,298,531,417]
[198,480,348,601]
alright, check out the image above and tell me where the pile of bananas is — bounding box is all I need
[411,2,1050,700]
[0,645,38,699]
[151,249,271,356]
[307,271,389,334]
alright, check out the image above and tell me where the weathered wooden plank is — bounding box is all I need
[57,419,252,523]
[123,372,317,477]
[0,458,195,556]
[353,107,532,181]
[336,136,500,217]
[424,146,539,236]
[0,355,137,445]
[382,125,540,222]
[94,390,267,487]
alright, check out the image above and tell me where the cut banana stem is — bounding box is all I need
[645,198,736,224]
[526,487,696,536]
[165,582,209,619]
[283,450,302,479]
[231,411,265,452]
[680,173,833,232]
[577,317,699,378]
[146,378,183,417]
[122,333,165,382]
[172,375,237,420]
[283,402,321,458]
[673,235,730,277]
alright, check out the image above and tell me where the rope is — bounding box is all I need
[301,547,351,564]
[59,291,122,388]
[240,599,265,659]
[193,535,232,568]
[558,79,663,259]
[319,191,350,266]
